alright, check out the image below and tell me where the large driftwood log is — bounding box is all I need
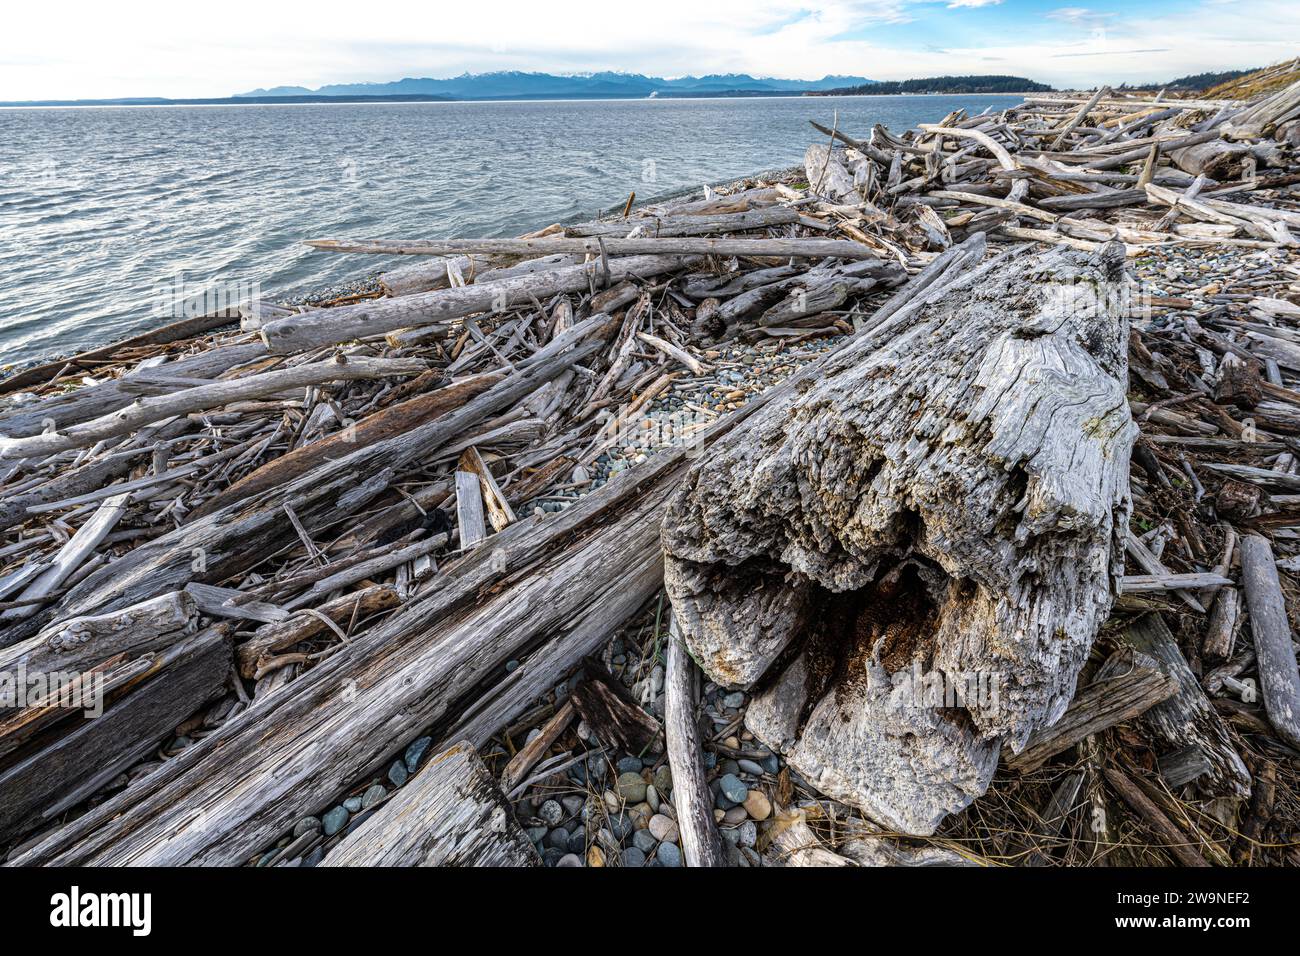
[259,254,696,354]
[321,741,539,867]
[662,242,1138,834]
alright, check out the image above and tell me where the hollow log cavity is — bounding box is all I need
[661,242,1138,834]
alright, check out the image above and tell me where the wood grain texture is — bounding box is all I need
[663,242,1137,834]
[322,741,540,867]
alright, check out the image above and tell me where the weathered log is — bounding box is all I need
[662,242,1138,834]
[1168,138,1251,179]
[259,254,697,354]
[0,356,427,460]
[1117,613,1251,797]
[0,628,230,843]
[321,741,539,867]
[1007,648,1177,773]
[307,236,876,260]
[664,613,725,867]
[188,372,498,520]
[1239,534,1300,750]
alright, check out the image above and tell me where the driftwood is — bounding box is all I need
[1117,614,1251,796]
[662,242,1137,834]
[306,236,878,260]
[1239,534,1300,750]
[258,255,697,353]
[664,613,725,867]
[321,741,539,867]
[1006,648,1177,773]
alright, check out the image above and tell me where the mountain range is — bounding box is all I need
[237,71,874,100]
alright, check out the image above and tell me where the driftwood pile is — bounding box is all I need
[2,73,1300,866]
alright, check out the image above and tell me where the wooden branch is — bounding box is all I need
[258,255,696,354]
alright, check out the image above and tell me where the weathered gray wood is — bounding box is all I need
[0,629,230,843]
[0,343,267,440]
[307,236,875,260]
[321,741,540,867]
[664,613,725,867]
[454,470,487,549]
[0,357,426,460]
[6,434,717,865]
[1,493,130,623]
[1118,614,1251,797]
[567,207,799,237]
[662,242,1137,834]
[1007,648,1177,773]
[1239,534,1300,750]
[259,254,697,354]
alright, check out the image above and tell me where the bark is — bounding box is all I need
[661,242,1138,834]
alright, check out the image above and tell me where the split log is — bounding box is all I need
[662,242,1138,835]
[1007,648,1177,773]
[1239,534,1300,750]
[321,741,539,867]
[1168,138,1251,179]
[0,628,230,843]
[1117,614,1251,796]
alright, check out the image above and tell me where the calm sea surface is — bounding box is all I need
[0,94,1022,365]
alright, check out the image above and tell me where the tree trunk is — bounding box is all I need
[661,242,1138,835]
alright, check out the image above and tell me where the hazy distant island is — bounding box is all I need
[236,71,876,100]
[816,75,1054,95]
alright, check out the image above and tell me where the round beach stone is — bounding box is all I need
[743,790,772,821]
[616,771,648,803]
[719,772,748,803]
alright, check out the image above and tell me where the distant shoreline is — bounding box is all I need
[0,91,1031,110]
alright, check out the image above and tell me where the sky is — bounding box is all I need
[1,0,1296,100]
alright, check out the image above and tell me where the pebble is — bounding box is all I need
[653,765,673,793]
[547,828,571,850]
[293,816,320,838]
[632,829,659,853]
[322,806,350,836]
[361,784,387,810]
[648,814,679,843]
[657,842,682,867]
[538,799,564,826]
[719,772,748,803]
[737,821,758,848]
[737,758,765,776]
[743,790,772,821]
[343,796,363,813]
[722,806,748,826]
[557,853,584,867]
[387,760,409,787]
[621,847,647,867]
[616,756,644,774]
[561,795,585,817]
[722,691,746,709]
[645,784,660,812]
[404,736,433,773]
[616,771,648,803]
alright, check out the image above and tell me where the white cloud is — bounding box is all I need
[946,0,1003,8]
[0,0,1295,99]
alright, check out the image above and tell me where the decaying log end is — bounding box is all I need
[661,242,1139,835]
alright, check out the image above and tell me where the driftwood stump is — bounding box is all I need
[662,243,1138,834]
